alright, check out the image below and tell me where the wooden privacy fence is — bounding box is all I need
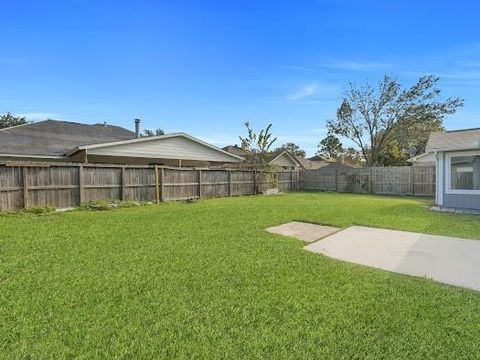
[300,166,435,196]
[0,163,300,212]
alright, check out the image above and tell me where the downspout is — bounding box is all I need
[434,151,438,205]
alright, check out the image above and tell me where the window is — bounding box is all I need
[447,152,480,193]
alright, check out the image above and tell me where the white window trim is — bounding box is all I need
[445,150,480,195]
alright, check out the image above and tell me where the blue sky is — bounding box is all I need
[1,1,479,156]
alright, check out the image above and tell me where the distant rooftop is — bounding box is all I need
[0,119,135,156]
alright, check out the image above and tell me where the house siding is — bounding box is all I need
[87,136,241,163]
[443,193,480,210]
[439,150,480,210]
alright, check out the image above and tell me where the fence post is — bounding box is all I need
[154,165,160,204]
[335,168,339,192]
[22,167,29,209]
[369,168,374,194]
[410,166,415,196]
[78,165,84,205]
[121,166,126,200]
[198,169,202,198]
[160,167,165,202]
[253,170,257,195]
[0,170,2,212]
[228,170,232,196]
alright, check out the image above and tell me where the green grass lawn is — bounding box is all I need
[1,192,480,358]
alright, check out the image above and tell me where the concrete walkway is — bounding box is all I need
[305,226,480,291]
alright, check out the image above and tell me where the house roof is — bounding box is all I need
[308,155,330,161]
[222,145,247,156]
[426,128,480,152]
[268,150,302,167]
[407,152,436,163]
[297,158,332,169]
[0,120,244,163]
[0,119,135,156]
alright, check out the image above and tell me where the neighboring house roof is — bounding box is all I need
[0,119,135,156]
[308,155,330,161]
[222,145,247,156]
[295,158,335,170]
[407,152,436,163]
[0,120,244,163]
[268,150,302,167]
[426,128,480,152]
[67,132,244,162]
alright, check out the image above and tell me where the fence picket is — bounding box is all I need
[0,163,300,211]
[300,166,435,196]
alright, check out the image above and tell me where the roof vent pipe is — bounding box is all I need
[134,118,141,138]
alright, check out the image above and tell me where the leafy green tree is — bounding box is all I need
[141,128,165,137]
[274,142,306,157]
[0,112,28,129]
[239,122,277,170]
[327,75,463,166]
[380,114,444,165]
[341,147,365,166]
[317,134,344,158]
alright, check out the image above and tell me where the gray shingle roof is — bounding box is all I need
[222,145,247,156]
[0,120,135,156]
[425,128,480,152]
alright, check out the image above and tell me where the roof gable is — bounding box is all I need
[71,133,244,162]
[269,151,301,167]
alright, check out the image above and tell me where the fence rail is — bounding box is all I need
[300,166,435,196]
[0,161,436,212]
[0,162,300,212]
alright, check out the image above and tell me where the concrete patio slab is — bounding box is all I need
[266,221,339,242]
[305,226,480,291]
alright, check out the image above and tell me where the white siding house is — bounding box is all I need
[67,133,244,166]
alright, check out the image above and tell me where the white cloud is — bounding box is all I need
[286,83,319,100]
[15,112,63,121]
[286,83,339,101]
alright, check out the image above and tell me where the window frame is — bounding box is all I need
[445,150,480,195]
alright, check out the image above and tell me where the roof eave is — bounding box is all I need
[66,133,245,162]
[0,153,67,160]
